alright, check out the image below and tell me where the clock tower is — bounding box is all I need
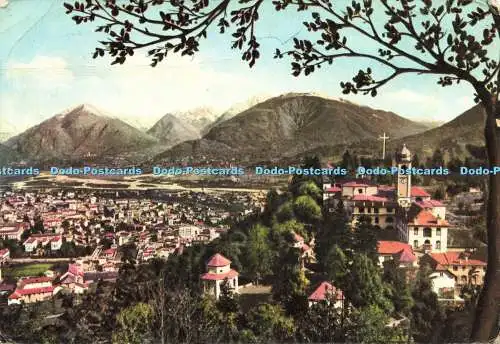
[396,144,412,208]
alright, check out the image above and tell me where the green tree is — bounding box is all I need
[297,180,322,202]
[275,201,295,223]
[293,195,322,224]
[271,246,309,316]
[297,293,343,342]
[245,303,296,343]
[323,245,349,289]
[245,224,272,284]
[383,259,414,315]
[67,1,500,340]
[112,302,154,344]
[346,254,393,314]
[352,215,378,261]
[346,305,406,344]
[410,265,445,343]
[316,200,351,270]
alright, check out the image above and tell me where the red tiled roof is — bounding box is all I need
[352,195,389,202]
[325,186,341,193]
[430,252,486,267]
[417,200,444,208]
[308,281,344,301]
[200,269,238,281]
[24,237,37,244]
[19,276,52,287]
[206,253,231,267]
[411,210,449,227]
[411,186,430,197]
[68,264,84,276]
[377,241,412,255]
[343,182,370,187]
[9,286,54,297]
[398,248,417,263]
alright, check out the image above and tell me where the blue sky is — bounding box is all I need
[0,0,487,132]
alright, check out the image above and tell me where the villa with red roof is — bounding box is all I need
[421,251,487,288]
[323,145,449,253]
[8,276,56,305]
[377,241,417,268]
[308,281,345,309]
[201,253,239,300]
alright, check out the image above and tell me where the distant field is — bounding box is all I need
[4,263,54,278]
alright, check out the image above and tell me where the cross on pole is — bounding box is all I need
[378,132,390,160]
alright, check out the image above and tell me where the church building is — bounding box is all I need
[324,144,449,253]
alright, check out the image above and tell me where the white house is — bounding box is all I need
[23,238,38,253]
[200,253,239,300]
[308,281,344,309]
[429,267,456,299]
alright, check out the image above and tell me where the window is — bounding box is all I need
[436,241,441,250]
[367,208,372,213]
[423,227,432,237]
[374,208,379,214]
[413,240,419,248]
[359,207,365,213]
[416,197,423,202]
[436,228,441,236]
[453,266,458,271]
[439,272,444,277]
[358,189,363,194]
[386,217,394,223]
[414,228,419,236]
[374,217,379,224]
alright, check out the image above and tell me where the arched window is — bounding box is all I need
[424,239,431,245]
[423,227,432,237]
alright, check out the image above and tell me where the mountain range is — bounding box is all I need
[147,113,201,147]
[4,104,158,161]
[0,94,486,165]
[155,93,429,162]
[387,104,485,159]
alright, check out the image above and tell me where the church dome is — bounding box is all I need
[400,144,411,161]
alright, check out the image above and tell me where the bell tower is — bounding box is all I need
[396,144,412,208]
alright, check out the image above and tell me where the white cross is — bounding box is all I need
[378,132,390,160]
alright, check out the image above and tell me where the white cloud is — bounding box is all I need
[383,89,439,104]
[0,0,8,8]
[73,54,264,118]
[6,55,74,86]
[1,53,266,128]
